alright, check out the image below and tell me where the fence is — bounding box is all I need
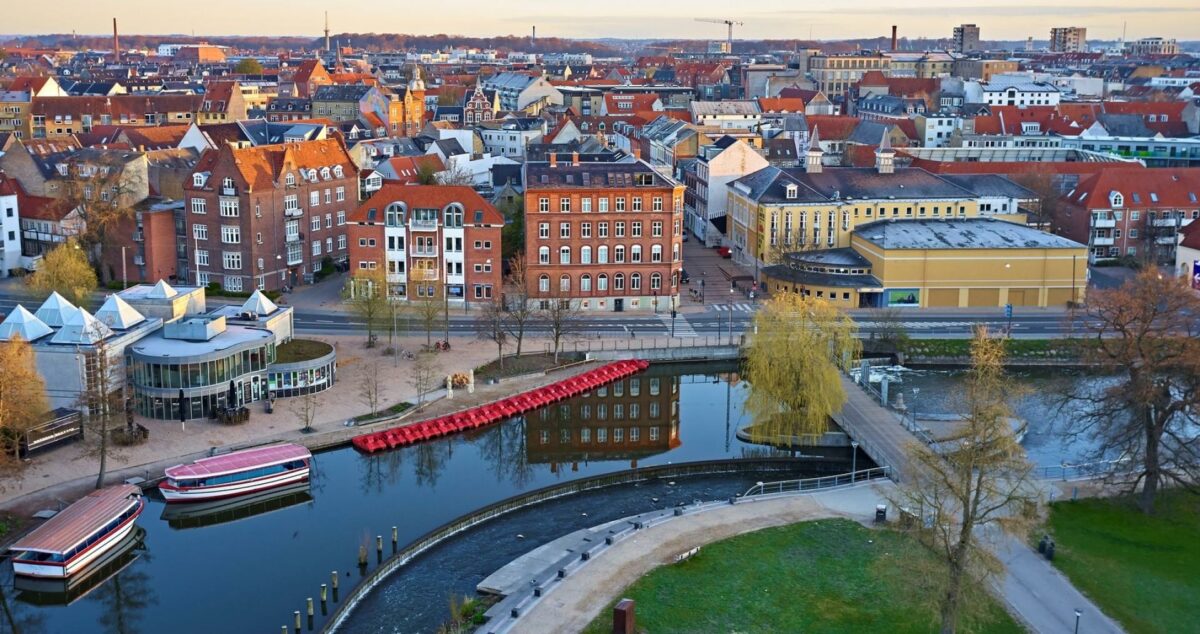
[552,335,746,355]
[741,467,892,497]
[321,457,810,633]
[1036,457,1133,481]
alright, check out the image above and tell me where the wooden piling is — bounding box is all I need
[306,598,314,617]
[320,584,328,602]
[293,610,301,630]
[376,535,383,554]
[331,571,339,589]
[358,544,368,567]
[391,526,398,549]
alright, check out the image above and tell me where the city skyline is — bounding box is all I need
[3,0,1199,43]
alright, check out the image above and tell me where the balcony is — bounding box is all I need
[284,207,303,218]
[1156,236,1176,245]
[221,186,236,196]
[410,219,438,231]
[410,268,439,282]
[1091,235,1115,246]
[1152,218,1182,227]
[1091,218,1116,228]
[412,247,439,258]
[286,232,304,243]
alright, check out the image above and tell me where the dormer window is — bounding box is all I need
[320,167,331,180]
[1109,191,1123,207]
[221,177,234,190]
[285,173,296,187]
[308,169,318,182]
[193,173,206,187]
[333,165,344,178]
[785,184,798,200]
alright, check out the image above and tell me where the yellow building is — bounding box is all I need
[727,134,1032,271]
[761,218,1087,308]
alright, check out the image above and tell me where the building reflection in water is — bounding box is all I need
[525,372,682,472]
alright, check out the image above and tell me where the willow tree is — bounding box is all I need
[0,336,48,479]
[27,240,98,307]
[894,328,1040,634]
[743,291,859,442]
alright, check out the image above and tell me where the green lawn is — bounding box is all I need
[583,519,1021,634]
[1046,490,1200,634]
[274,339,334,363]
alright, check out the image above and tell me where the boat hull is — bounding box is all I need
[11,499,145,579]
[159,466,310,502]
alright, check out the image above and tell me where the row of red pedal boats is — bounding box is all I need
[351,360,651,454]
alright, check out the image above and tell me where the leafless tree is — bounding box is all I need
[540,296,581,364]
[291,388,320,433]
[76,327,129,489]
[411,297,443,347]
[503,255,534,356]
[477,297,509,370]
[358,360,383,418]
[409,351,441,406]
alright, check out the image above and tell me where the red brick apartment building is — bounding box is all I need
[184,138,358,292]
[347,184,503,305]
[524,155,685,312]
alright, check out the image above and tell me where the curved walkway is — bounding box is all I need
[500,481,893,634]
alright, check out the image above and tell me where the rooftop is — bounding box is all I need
[854,218,1085,250]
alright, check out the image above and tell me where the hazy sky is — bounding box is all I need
[7,0,1199,41]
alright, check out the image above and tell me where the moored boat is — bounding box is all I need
[159,481,313,529]
[13,526,146,605]
[158,443,311,503]
[8,485,144,579]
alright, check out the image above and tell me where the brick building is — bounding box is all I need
[524,155,685,312]
[346,184,503,306]
[184,138,358,292]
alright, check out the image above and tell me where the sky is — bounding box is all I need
[6,0,1200,41]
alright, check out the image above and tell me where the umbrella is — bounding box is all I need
[178,388,186,423]
[228,381,237,408]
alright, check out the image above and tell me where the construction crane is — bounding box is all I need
[695,18,744,54]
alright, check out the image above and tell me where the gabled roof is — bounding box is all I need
[95,294,146,329]
[190,137,354,192]
[350,184,504,225]
[0,305,53,342]
[34,291,78,328]
[51,307,113,344]
[1068,168,1200,209]
[757,97,806,113]
[805,116,860,141]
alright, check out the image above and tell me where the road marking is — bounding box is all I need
[661,314,698,338]
[711,303,755,312]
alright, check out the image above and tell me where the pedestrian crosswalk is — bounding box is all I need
[660,314,698,337]
[711,303,756,312]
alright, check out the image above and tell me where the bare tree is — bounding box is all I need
[409,351,441,406]
[1011,168,1068,231]
[411,297,443,347]
[77,327,129,489]
[503,255,534,356]
[1064,269,1200,513]
[893,327,1041,634]
[540,296,581,364]
[358,360,383,418]
[58,155,149,283]
[435,162,476,186]
[477,297,509,370]
[870,307,911,354]
[291,388,320,433]
[342,269,390,347]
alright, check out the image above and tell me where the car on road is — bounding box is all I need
[717,246,732,258]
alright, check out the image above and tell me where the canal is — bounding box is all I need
[0,362,1090,634]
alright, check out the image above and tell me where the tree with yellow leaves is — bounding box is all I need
[26,240,98,308]
[743,291,859,442]
[0,336,48,477]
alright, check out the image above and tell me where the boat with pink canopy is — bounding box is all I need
[159,443,311,502]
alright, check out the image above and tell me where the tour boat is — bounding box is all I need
[8,485,145,580]
[13,527,145,604]
[158,443,312,503]
[159,482,313,529]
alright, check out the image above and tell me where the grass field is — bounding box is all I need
[1046,489,1200,634]
[582,519,1021,634]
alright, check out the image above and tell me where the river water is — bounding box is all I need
[0,362,1089,634]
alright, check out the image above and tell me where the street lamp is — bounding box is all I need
[728,283,735,345]
[670,295,678,337]
[910,388,920,431]
[1074,609,1081,634]
[851,441,859,481]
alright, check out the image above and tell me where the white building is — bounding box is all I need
[686,137,769,244]
[689,100,763,131]
[477,117,546,159]
[0,175,20,276]
[965,79,1061,107]
[481,73,562,113]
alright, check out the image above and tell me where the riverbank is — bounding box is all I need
[0,335,609,528]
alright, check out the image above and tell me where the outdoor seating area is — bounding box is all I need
[351,360,651,454]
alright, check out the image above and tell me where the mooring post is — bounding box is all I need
[331,571,339,590]
[376,535,383,561]
[358,544,368,568]
[391,525,398,551]
[320,584,328,603]
[293,611,301,631]
[306,598,314,617]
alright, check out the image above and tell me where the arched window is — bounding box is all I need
[650,272,662,290]
[614,273,625,291]
[631,245,642,263]
[598,246,609,264]
[559,246,571,264]
[538,246,550,264]
[385,203,406,226]
[443,204,464,228]
[538,274,550,293]
[320,167,331,180]
[333,165,344,178]
[581,274,592,292]
[614,245,626,263]
[560,274,571,292]
[597,274,608,291]
[581,245,592,264]
[651,244,663,263]
[285,173,296,187]
[221,176,234,190]
[631,273,641,291]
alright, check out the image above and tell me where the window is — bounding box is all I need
[223,251,242,270]
[560,197,571,212]
[598,197,609,213]
[653,196,663,211]
[581,222,592,238]
[652,221,662,237]
[225,275,243,291]
[559,275,571,292]
[325,189,332,204]
[337,211,346,225]
[582,197,592,213]
[192,173,206,187]
[632,197,643,212]
[539,222,550,239]
[336,186,345,202]
[632,221,642,237]
[285,173,296,187]
[219,198,239,217]
[651,244,662,262]
[615,197,626,212]
[559,246,571,264]
[310,191,320,207]
[614,273,625,291]
[312,240,322,256]
[222,176,234,191]
[616,222,626,238]
[538,274,550,292]
[598,274,608,291]
[581,274,592,291]
[191,198,207,214]
[581,246,592,264]
[614,245,625,263]
[598,246,609,264]
[538,197,549,212]
[1129,229,1138,238]
[650,272,662,290]
[195,249,209,266]
[631,273,641,291]
[284,195,299,212]
[560,222,571,238]
[539,246,550,264]
[1130,211,1140,221]
[325,213,332,228]
[599,222,609,238]
[631,245,642,263]
[221,226,240,244]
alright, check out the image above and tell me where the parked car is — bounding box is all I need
[717,246,732,258]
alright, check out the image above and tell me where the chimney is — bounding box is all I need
[549,152,557,168]
[633,147,641,161]
[112,18,120,62]
[571,152,580,166]
[891,26,898,51]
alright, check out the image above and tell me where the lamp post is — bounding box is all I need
[728,283,734,345]
[851,441,859,482]
[121,246,127,289]
[911,387,920,431]
[670,295,677,337]
[1074,609,1081,634]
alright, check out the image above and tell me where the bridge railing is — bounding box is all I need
[554,335,746,355]
[1036,457,1133,481]
[742,466,892,497]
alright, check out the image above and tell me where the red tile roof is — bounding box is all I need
[806,115,860,140]
[192,137,355,192]
[757,97,806,113]
[1068,167,1200,209]
[33,94,203,117]
[1179,219,1200,251]
[382,155,445,184]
